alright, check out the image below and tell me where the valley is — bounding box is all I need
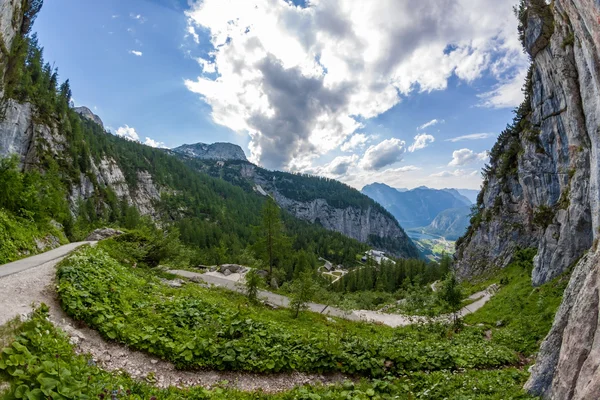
[1,0,600,398]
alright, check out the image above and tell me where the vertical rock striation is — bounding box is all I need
[456,0,597,287]
[455,0,600,397]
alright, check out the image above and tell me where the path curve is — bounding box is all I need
[169,269,498,328]
[0,243,348,392]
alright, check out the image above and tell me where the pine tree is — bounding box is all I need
[254,197,287,276]
[289,270,316,318]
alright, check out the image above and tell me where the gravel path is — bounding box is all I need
[170,269,498,328]
[0,244,349,392]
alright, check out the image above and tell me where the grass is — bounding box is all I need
[0,307,535,399]
[56,243,519,377]
[464,249,569,355]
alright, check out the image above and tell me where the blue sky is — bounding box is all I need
[35,0,528,190]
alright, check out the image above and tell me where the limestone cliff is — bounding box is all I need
[241,164,420,259]
[172,142,248,161]
[456,0,596,287]
[455,0,600,397]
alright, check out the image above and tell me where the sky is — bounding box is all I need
[34,0,529,190]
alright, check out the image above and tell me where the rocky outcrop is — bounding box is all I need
[526,246,600,399]
[172,142,247,161]
[74,106,104,129]
[85,228,123,241]
[454,0,600,397]
[240,166,419,258]
[0,0,22,95]
[456,0,596,286]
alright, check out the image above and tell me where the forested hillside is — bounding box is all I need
[178,158,420,258]
[0,0,377,273]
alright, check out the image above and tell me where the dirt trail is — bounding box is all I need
[0,244,348,392]
[0,245,498,392]
[170,269,497,328]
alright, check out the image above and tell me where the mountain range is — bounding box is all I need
[361,182,476,240]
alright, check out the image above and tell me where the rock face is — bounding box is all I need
[242,167,419,259]
[172,142,247,162]
[85,228,123,241]
[454,0,600,397]
[0,0,22,95]
[456,0,596,287]
[526,246,600,399]
[74,106,104,129]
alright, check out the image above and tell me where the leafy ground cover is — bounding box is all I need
[0,209,67,265]
[56,241,518,378]
[0,307,535,399]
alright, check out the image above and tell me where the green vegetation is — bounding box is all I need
[56,239,519,378]
[0,307,534,399]
[289,270,317,318]
[0,156,68,264]
[465,248,568,355]
[188,160,419,259]
[334,256,450,294]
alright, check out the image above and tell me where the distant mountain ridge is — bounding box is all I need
[172,142,248,161]
[361,183,472,230]
[169,153,420,259]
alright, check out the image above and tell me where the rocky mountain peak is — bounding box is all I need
[172,142,247,162]
[74,106,104,129]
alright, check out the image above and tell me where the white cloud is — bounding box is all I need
[430,169,480,178]
[129,50,143,57]
[187,26,200,44]
[196,57,217,73]
[320,155,359,176]
[448,148,489,166]
[360,138,406,171]
[115,125,140,141]
[185,0,527,170]
[115,125,166,149]
[418,119,444,130]
[479,67,528,108]
[144,137,168,149]
[408,133,435,152]
[341,133,370,152]
[446,133,493,142]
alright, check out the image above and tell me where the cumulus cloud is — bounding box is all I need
[115,125,166,149]
[129,50,143,57]
[408,133,435,152]
[321,155,359,176]
[446,133,493,142]
[448,148,489,166]
[185,0,527,170]
[341,133,370,152]
[115,125,140,141]
[144,137,168,149]
[479,67,528,108]
[187,26,200,44]
[360,138,406,171]
[418,119,444,130]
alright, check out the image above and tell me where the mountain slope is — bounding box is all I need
[174,157,420,259]
[421,206,471,241]
[172,142,247,161]
[362,183,470,229]
[455,0,600,397]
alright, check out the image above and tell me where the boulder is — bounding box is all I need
[85,228,123,241]
[256,270,269,278]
